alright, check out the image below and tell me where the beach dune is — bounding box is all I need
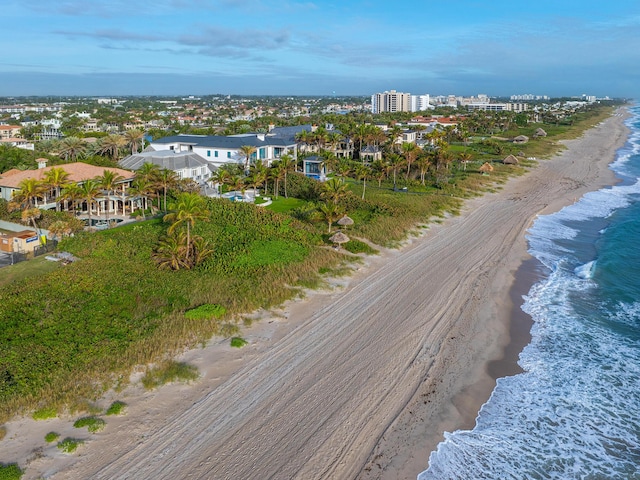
[8,110,629,480]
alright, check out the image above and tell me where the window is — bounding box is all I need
[214,151,219,158]
[207,150,211,157]
[227,152,231,158]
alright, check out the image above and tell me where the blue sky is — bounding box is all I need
[2,0,639,98]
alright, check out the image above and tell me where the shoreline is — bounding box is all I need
[1,108,631,480]
[362,107,630,479]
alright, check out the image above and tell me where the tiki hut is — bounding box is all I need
[337,215,354,230]
[513,135,529,144]
[329,231,350,249]
[534,128,547,137]
[503,154,519,165]
[479,162,494,175]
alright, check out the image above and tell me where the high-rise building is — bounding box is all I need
[371,90,411,113]
[410,94,431,112]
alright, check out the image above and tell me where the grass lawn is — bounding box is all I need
[0,256,62,288]
[265,197,306,213]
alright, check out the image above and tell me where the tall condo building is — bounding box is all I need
[410,94,431,112]
[371,90,411,113]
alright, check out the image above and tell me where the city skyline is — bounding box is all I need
[1,0,639,98]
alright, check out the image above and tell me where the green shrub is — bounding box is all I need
[230,337,248,348]
[184,304,227,320]
[141,361,199,390]
[342,239,378,255]
[0,463,23,480]
[105,401,126,416]
[44,432,60,443]
[32,407,57,421]
[57,438,83,454]
[73,416,105,433]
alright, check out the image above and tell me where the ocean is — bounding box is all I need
[420,106,640,480]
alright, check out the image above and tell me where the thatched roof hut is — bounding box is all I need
[534,128,547,137]
[329,231,350,248]
[513,135,529,144]
[337,215,354,229]
[503,154,519,165]
[479,162,494,174]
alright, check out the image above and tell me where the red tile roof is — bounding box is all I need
[0,162,134,189]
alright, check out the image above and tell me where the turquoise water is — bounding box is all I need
[420,106,640,479]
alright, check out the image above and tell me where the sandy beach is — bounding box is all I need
[2,108,630,480]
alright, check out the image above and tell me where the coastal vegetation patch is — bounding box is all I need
[56,437,83,454]
[31,408,57,421]
[44,432,60,443]
[184,304,227,320]
[73,416,105,433]
[141,361,199,390]
[105,401,127,416]
[0,463,23,480]
[230,337,248,348]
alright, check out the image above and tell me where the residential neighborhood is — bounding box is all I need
[0,92,615,262]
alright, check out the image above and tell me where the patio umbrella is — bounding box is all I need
[337,215,354,229]
[329,231,350,249]
[479,162,494,174]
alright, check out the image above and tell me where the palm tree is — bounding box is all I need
[229,175,245,195]
[137,162,161,182]
[43,167,70,211]
[163,192,209,265]
[210,168,231,196]
[96,169,124,224]
[458,151,473,171]
[335,159,352,180]
[153,232,189,270]
[79,179,101,226]
[58,136,86,162]
[136,162,161,210]
[154,168,180,212]
[386,153,405,190]
[248,168,267,197]
[10,178,45,209]
[249,159,268,195]
[415,154,432,185]
[369,159,386,187]
[270,164,285,199]
[124,129,145,154]
[239,145,257,173]
[191,235,214,267]
[129,177,154,219]
[295,129,312,154]
[401,142,420,180]
[321,177,349,205]
[21,207,42,236]
[276,154,295,198]
[318,202,343,233]
[354,164,371,200]
[60,183,83,215]
[97,134,127,161]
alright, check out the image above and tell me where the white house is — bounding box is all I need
[149,132,298,170]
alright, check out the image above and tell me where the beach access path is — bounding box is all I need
[13,109,629,480]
